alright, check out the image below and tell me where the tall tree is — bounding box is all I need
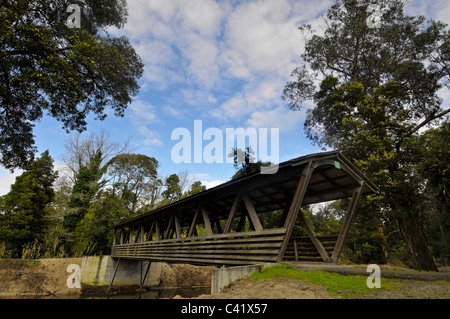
[418,122,450,262]
[107,153,159,213]
[284,0,449,270]
[63,150,104,234]
[0,151,57,257]
[62,130,133,182]
[162,174,182,203]
[182,181,206,198]
[0,0,143,170]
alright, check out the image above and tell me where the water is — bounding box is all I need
[81,286,210,299]
[0,287,210,299]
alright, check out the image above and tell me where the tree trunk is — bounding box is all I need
[397,211,438,271]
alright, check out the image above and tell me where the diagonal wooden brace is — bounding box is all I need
[331,182,364,262]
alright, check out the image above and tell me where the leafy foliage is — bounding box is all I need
[284,0,449,270]
[0,151,57,257]
[0,0,143,170]
[162,174,182,203]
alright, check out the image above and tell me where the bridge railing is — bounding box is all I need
[111,228,287,266]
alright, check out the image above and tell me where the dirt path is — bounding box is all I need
[191,276,449,299]
[0,258,82,297]
[353,279,450,299]
[194,277,333,299]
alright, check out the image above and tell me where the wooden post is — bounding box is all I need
[331,183,364,262]
[155,220,160,241]
[236,212,247,232]
[164,214,174,240]
[293,239,298,262]
[147,221,155,241]
[279,199,292,228]
[201,205,213,236]
[277,161,313,262]
[107,258,121,294]
[174,214,181,239]
[224,193,241,234]
[297,208,331,262]
[187,206,200,238]
[141,261,152,290]
[242,193,263,231]
[213,216,223,233]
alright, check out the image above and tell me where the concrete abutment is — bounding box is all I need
[80,256,162,288]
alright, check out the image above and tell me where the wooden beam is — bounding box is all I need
[236,212,247,232]
[331,183,363,262]
[242,193,263,231]
[297,208,331,262]
[213,216,223,233]
[155,220,160,241]
[174,213,181,239]
[224,193,241,233]
[279,196,293,228]
[164,214,174,240]
[187,206,200,238]
[140,223,145,243]
[293,239,298,262]
[201,205,213,237]
[147,221,155,242]
[277,162,313,262]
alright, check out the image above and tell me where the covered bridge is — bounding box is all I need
[110,151,378,266]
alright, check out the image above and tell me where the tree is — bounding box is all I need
[70,189,128,256]
[182,181,206,198]
[0,151,57,257]
[0,0,144,170]
[228,147,272,180]
[162,174,182,203]
[107,153,159,214]
[63,150,104,234]
[283,0,449,270]
[418,122,450,263]
[62,130,133,183]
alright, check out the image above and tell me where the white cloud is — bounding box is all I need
[212,93,248,120]
[138,126,163,148]
[128,100,158,123]
[201,179,226,189]
[127,100,162,148]
[162,105,187,118]
[113,0,226,90]
[246,105,304,132]
[221,0,303,79]
[110,0,332,128]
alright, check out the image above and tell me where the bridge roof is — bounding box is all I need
[111,151,378,230]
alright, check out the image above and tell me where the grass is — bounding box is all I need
[249,265,398,298]
[27,260,41,268]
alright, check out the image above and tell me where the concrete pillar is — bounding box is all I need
[211,264,270,295]
[80,256,162,288]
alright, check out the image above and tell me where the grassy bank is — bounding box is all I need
[250,265,399,298]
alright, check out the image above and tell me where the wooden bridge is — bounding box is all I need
[110,151,378,266]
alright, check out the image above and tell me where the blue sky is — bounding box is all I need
[0,0,449,195]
